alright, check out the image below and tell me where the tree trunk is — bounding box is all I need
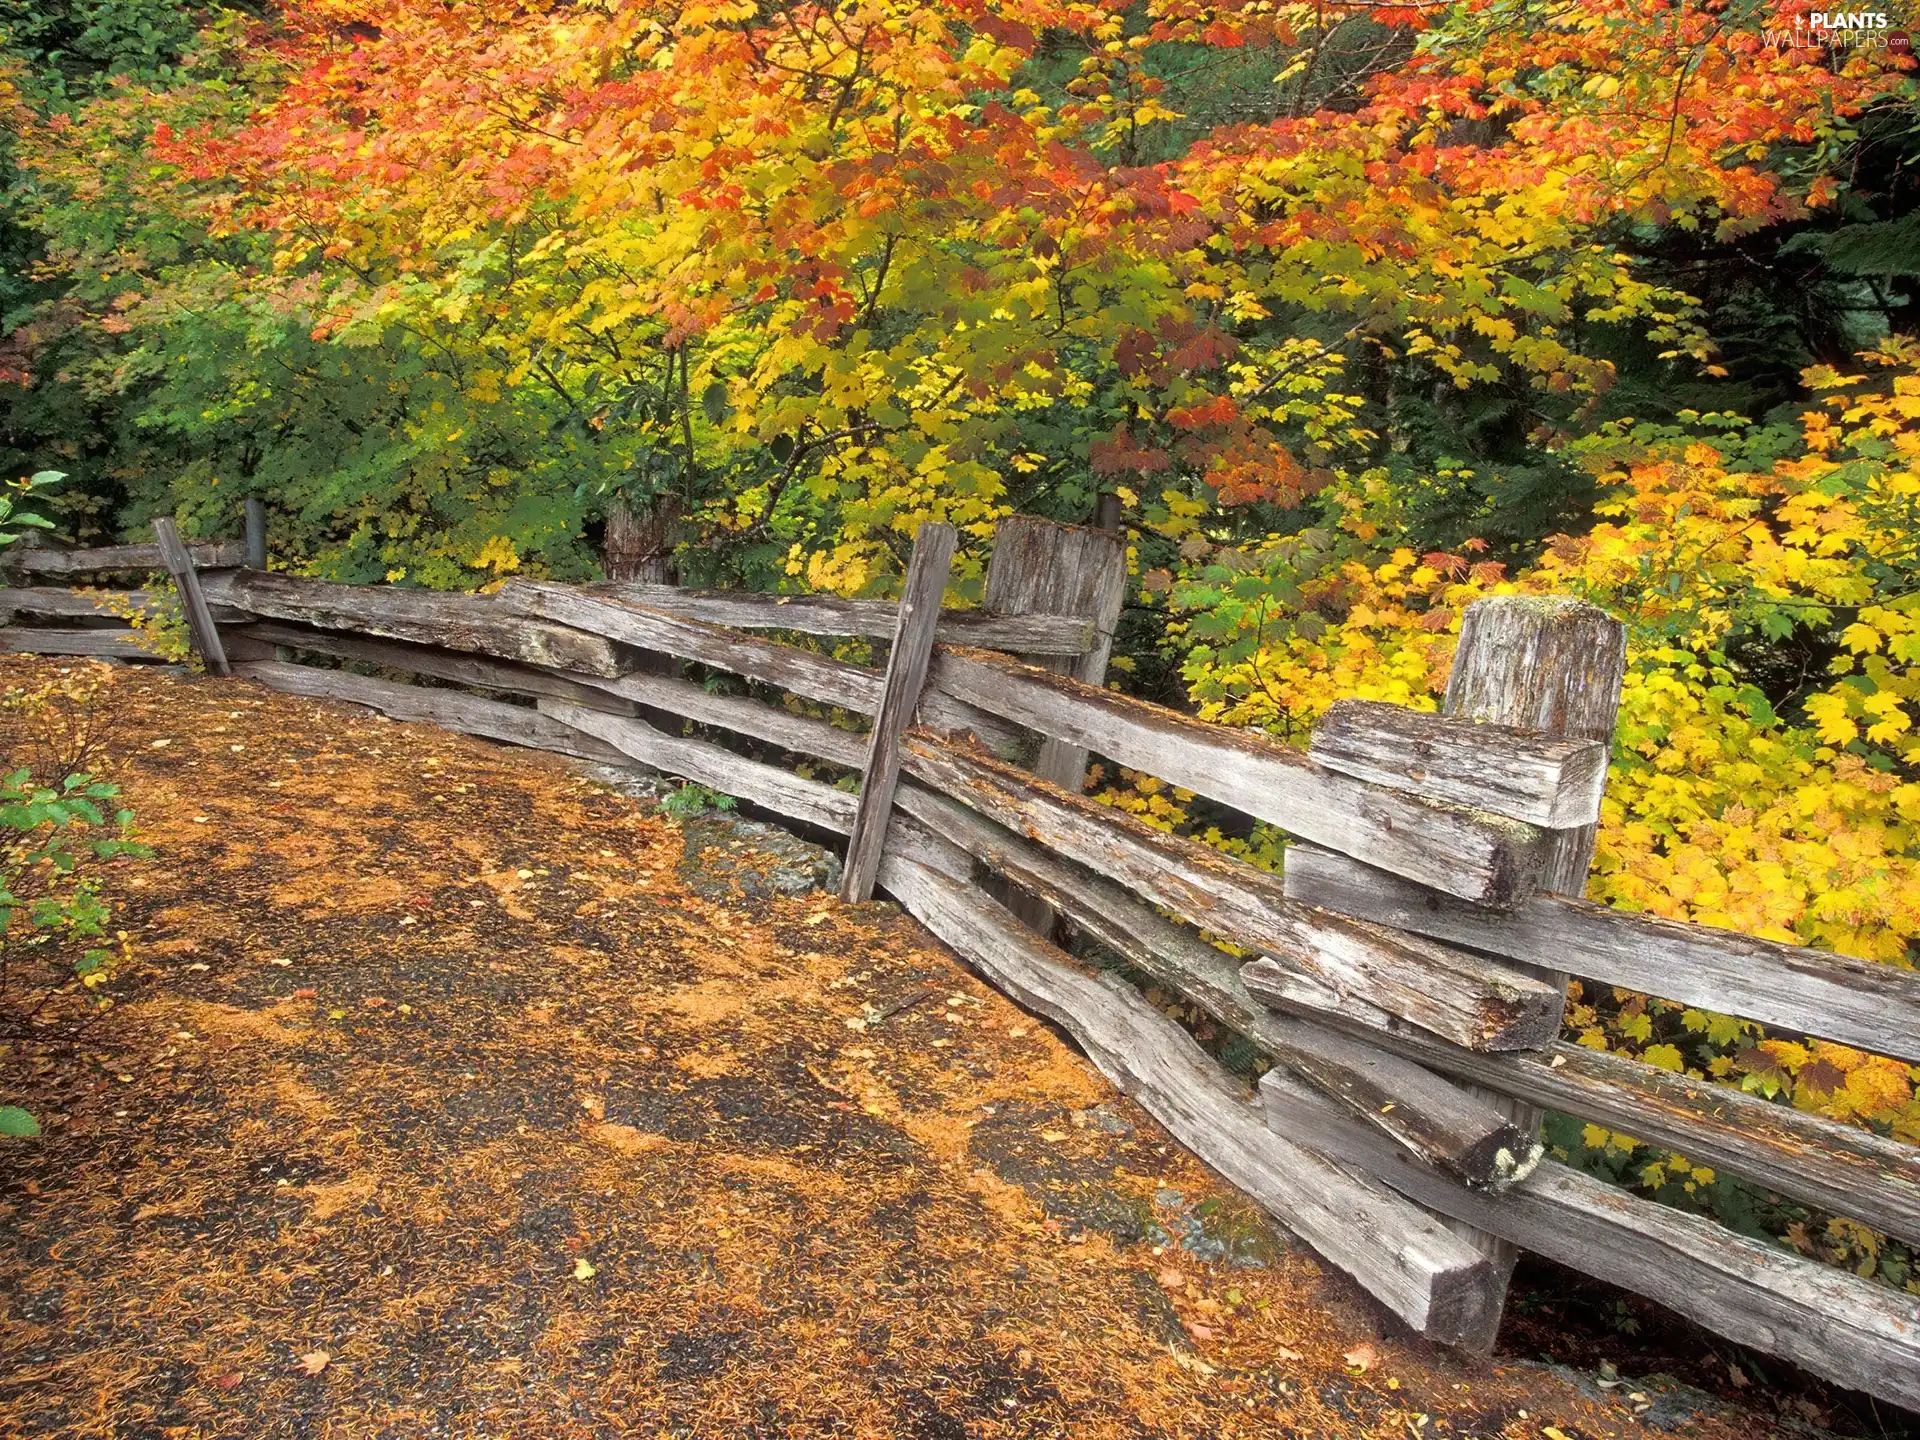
[602,495,683,584]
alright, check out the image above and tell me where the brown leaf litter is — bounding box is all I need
[0,657,1803,1439]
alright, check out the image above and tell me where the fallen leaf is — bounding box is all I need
[573,1258,597,1281]
[1170,1347,1216,1377]
[293,988,317,999]
[295,1351,330,1376]
[1157,1269,1185,1290]
[590,1122,660,1155]
[1186,1321,1214,1341]
[1274,1344,1305,1363]
[1343,1342,1377,1373]
[212,1372,243,1391]
[1040,1129,1070,1142]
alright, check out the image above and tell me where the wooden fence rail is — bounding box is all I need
[3,512,1918,1408]
[582,579,1097,656]
[0,539,247,576]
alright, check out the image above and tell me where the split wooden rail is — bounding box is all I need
[4,516,1918,1407]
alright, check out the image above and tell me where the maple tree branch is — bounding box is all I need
[854,233,899,328]
[679,345,699,489]
[1656,6,1734,172]
[1289,6,1350,121]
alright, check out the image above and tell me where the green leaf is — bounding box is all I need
[0,1107,41,1137]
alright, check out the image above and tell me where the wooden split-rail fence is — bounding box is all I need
[4,511,1919,1407]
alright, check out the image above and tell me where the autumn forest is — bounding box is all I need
[3,0,1918,1298]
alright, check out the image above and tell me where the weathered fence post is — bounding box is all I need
[244,498,268,570]
[151,518,230,677]
[1436,594,1627,1334]
[981,515,1128,931]
[839,522,958,903]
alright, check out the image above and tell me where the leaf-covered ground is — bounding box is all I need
[0,658,1810,1439]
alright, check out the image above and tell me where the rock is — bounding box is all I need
[577,763,843,899]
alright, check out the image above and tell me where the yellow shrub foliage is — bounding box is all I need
[1137,341,1920,1279]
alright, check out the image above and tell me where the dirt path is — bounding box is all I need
[0,658,1772,1440]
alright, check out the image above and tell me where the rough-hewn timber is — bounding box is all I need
[926,647,1548,906]
[1284,844,1920,1066]
[841,524,956,903]
[1,540,248,576]
[1429,595,1627,1324]
[233,622,636,713]
[978,515,1130,934]
[232,661,625,763]
[5,588,142,621]
[1444,595,1627,894]
[505,580,1019,751]
[1248,1008,1540,1190]
[1308,699,1609,829]
[585,582,1094,655]
[243,498,268,570]
[542,701,968,881]
[1250,984,1920,1248]
[890,784,1541,1191]
[1259,1069,1920,1411]
[204,571,633,679]
[0,626,153,659]
[151,519,230,677]
[880,855,1502,1345]
[544,701,859,835]
[898,733,1564,1050]
[894,777,1920,1250]
[981,515,1130,792]
[245,619,871,770]
[0,587,252,627]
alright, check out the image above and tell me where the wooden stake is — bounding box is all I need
[151,518,231,677]
[839,522,957,902]
[979,515,1127,930]
[244,498,268,570]
[1433,594,1626,1337]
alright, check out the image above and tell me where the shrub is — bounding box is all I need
[0,666,148,1132]
[658,782,738,820]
